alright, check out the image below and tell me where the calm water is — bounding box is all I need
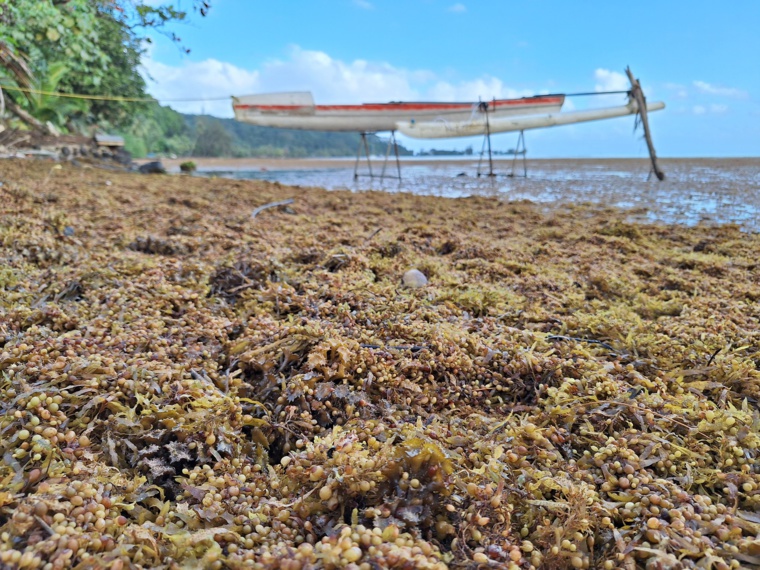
[196,158,760,230]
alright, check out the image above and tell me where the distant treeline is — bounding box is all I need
[417,147,474,156]
[120,104,414,159]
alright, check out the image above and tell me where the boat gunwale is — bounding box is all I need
[233,95,565,113]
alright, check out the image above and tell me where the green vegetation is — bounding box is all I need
[0,1,209,131]
[21,62,87,129]
[120,105,414,158]
[417,146,474,156]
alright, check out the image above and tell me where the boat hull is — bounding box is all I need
[232,92,565,132]
[396,100,666,139]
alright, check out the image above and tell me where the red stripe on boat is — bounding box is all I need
[234,96,564,112]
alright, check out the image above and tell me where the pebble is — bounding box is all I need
[402,269,428,288]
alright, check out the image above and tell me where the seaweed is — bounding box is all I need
[1,159,759,569]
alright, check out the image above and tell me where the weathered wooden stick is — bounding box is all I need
[546,335,616,351]
[4,98,46,133]
[364,227,382,243]
[251,198,294,219]
[626,67,665,181]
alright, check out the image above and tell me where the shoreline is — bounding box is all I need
[143,156,759,172]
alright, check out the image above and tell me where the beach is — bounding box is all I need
[1,158,759,569]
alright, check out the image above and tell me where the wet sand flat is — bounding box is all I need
[178,157,760,230]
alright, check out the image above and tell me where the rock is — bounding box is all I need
[138,161,166,175]
[402,269,428,288]
[113,148,132,166]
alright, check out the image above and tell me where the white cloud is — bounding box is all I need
[142,46,547,117]
[353,0,374,9]
[693,80,748,98]
[691,103,729,116]
[448,3,467,12]
[590,68,643,108]
[257,47,426,103]
[664,82,688,99]
[427,77,532,101]
[594,69,629,93]
[592,68,635,107]
[141,57,260,116]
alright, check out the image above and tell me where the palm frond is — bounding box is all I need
[0,42,34,100]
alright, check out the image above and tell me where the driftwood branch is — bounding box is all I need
[251,198,294,219]
[4,97,46,133]
[546,335,615,351]
[359,343,427,353]
[626,66,665,181]
[364,227,383,243]
[0,42,34,94]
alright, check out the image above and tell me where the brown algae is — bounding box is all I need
[0,159,759,569]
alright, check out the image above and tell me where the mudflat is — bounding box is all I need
[155,155,760,171]
[1,158,759,569]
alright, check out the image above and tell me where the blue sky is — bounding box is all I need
[143,1,759,157]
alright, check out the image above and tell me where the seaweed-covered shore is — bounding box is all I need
[1,159,759,569]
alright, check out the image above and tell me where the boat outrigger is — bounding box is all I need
[232,67,666,180]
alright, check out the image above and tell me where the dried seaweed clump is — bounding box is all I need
[1,159,760,569]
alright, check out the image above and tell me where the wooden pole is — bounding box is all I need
[626,67,665,181]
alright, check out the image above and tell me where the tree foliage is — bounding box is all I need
[0,0,212,129]
[0,0,106,89]
[24,62,88,127]
[60,6,149,127]
[192,118,234,157]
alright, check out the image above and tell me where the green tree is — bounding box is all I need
[61,7,148,127]
[192,118,233,157]
[0,0,212,130]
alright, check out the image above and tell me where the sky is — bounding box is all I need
[141,1,760,157]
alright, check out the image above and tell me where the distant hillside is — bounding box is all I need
[121,104,413,159]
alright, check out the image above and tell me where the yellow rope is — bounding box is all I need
[0,84,230,103]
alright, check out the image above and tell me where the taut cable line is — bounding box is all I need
[0,84,231,103]
[0,85,633,104]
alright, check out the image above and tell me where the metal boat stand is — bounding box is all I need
[476,101,495,177]
[507,130,527,178]
[353,131,402,180]
[478,122,528,178]
[476,101,528,178]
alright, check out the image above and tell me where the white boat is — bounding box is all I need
[232,91,565,132]
[231,67,667,180]
[396,99,666,139]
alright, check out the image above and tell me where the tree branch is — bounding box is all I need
[4,97,47,133]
